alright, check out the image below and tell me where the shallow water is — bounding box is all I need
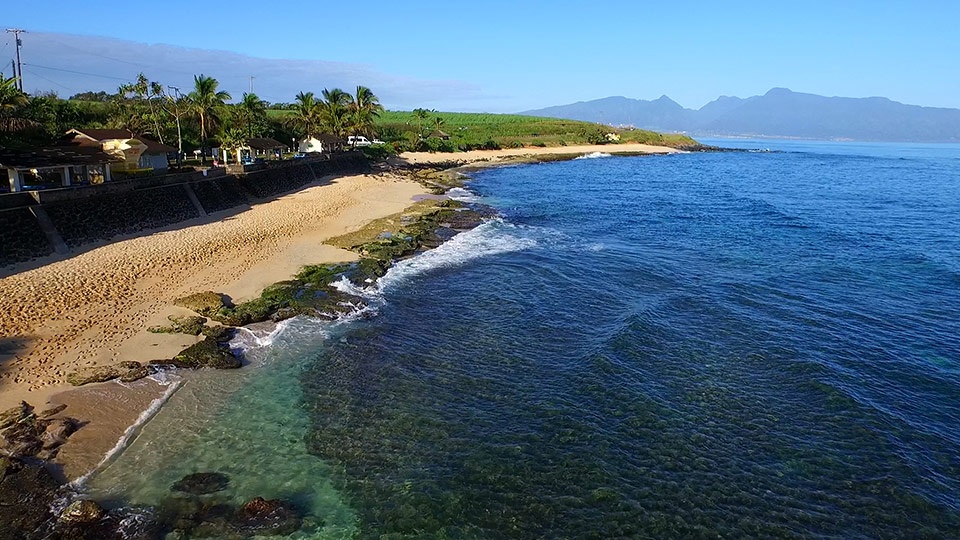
[88,140,960,538]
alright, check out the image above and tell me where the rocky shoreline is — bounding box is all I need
[0,180,494,539]
[1,147,681,538]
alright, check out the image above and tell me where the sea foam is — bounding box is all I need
[374,219,537,293]
[71,377,184,487]
[575,152,613,159]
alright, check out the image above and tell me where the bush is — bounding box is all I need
[481,139,501,150]
[531,140,546,147]
[361,144,396,161]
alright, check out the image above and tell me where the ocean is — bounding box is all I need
[85,140,960,538]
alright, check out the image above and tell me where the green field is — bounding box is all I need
[373,110,700,150]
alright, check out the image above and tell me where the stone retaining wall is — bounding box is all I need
[0,208,54,264]
[191,177,250,214]
[0,154,370,268]
[44,185,199,249]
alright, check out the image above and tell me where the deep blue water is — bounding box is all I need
[304,141,960,538]
[89,141,960,538]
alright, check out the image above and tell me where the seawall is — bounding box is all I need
[0,153,368,269]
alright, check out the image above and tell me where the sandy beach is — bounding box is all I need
[0,144,678,479]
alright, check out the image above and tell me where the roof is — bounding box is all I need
[0,147,121,169]
[429,130,451,138]
[315,134,344,144]
[65,128,176,154]
[246,137,285,150]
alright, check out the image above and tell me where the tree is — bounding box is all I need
[188,74,231,164]
[320,88,352,137]
[348,85,383,143]
[219,127,248,164]
[239,92,266,138]
[433,116,445,132]
[289,91,322,139]
[0,75,43,147]
[412,108,431,140]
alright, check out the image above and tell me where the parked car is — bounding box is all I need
[346,136,372,147]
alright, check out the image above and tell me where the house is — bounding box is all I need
[428,130,451,140]
[60,129,177,172]
[299,134,344,154]
[246,137,285,159]
[1,147,120,192]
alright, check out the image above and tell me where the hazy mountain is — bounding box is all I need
[521,88,960,142]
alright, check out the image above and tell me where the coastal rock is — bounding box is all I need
[0,456,61,537]
[59,499,105,525]
[40,404,68,418]
[0,401,32,430]
[173,291,226,316]
[158,339,241,370]
[236,497,303,536]
[41,417,78,451]
[171,471,230,495]
[147,315,208,336]
[201,324,235,342]
[66,361,151,386]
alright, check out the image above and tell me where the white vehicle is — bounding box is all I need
[347,135,372,147]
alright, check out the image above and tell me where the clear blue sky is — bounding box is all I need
[2,0,958,111]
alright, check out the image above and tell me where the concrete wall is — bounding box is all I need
[0,154,370,268]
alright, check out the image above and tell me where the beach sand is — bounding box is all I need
[0,144,677,479]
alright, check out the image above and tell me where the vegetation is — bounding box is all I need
[373,110,699,153]
[0,69,697,159]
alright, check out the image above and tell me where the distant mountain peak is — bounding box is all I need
[519,88,960,142]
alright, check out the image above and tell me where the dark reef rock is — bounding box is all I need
[1,401,79,461]
[173,291,226,316]
[235,497,303,536]
[58,500,105,525]
[158,338,241,370]
[171,472,231,495]
[0,456,61,538]
[147,315,208,336]
[201,324,235,342]
[65,361,152,386]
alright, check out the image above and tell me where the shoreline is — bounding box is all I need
[0,143,679,485]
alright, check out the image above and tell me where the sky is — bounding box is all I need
[2,1,959,112]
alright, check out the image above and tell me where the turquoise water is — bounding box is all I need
[87,141,960,538]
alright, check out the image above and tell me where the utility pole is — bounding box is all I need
[5,28,26,91]
[249,76,255,94]
[167,85,185,168]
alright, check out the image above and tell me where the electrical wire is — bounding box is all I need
[20,66,75,92]
[21,62,132,82]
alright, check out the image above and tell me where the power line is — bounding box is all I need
[21,62,133,82]
[20,66,75,93]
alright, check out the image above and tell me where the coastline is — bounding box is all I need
[0,143,678,485]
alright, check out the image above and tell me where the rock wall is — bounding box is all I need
[0,154,371,269]
[191,177,249,214]
[44,185,200,248]
[0,208,54,264]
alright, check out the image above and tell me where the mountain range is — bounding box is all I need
[520,88,960,142]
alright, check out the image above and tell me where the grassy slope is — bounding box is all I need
[267,109,699,149]
[376,110,699,148]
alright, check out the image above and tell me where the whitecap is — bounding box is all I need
[374,219,538,292]
[575,152,613,159]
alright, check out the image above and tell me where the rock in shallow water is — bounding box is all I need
[58,499,105,525]
[171,472,231,495]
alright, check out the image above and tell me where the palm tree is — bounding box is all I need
[320,88,352,138]
[219,127,248,164]
[348,85,383,143]
[289,91,320,139]
[433,116,445,133]
[239,92,266,138]
[188,74,231,164]
[0,74,30,133]
[412,108,431,140]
